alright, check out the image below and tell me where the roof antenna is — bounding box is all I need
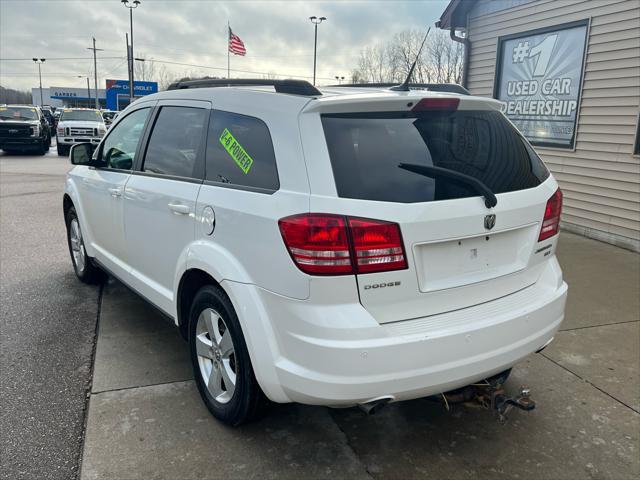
[390,27,431,92]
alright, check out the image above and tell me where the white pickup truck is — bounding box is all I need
[56,108,106,156]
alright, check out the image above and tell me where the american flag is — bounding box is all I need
[228,28,246,56]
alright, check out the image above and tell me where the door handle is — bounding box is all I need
[168,203,190,215]
[108,187,122,198]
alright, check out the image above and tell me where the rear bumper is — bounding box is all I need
[223,257,567,406]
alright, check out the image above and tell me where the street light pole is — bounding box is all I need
[122,0,141,101]
[334,75,344,84]
[309,16,326,86]
[134,57,145,81]
[32,58,45,106]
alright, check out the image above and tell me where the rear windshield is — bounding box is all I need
[321,110,549,203]
[60,110,103,122]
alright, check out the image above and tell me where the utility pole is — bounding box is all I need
[32,58,45,105]
[87,38,103,109]
[309,16,326,86]
[78,75,91,106]
[122,1,141,101]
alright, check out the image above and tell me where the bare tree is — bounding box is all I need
[352,28,463,85]
[0,86,32,104]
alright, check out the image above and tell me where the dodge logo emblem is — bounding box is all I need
[484,214,496,230]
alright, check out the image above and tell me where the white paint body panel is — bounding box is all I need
[65,85,568,405]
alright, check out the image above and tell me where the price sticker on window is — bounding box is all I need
[219,128,254,174]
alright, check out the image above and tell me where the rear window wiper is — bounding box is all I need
[398,163,497,208]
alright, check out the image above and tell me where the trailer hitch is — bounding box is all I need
[474,384,535,423]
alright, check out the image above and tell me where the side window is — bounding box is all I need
[206,110,279,191]
[142,106,207,179]
[101,107,151,170]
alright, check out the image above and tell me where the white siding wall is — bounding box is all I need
[465,0,640,251]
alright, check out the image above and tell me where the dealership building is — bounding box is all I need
[438,0,640,251]
[32,79,158,111]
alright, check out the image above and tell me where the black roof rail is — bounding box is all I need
[167,78,322,96]
[326,83,470,95]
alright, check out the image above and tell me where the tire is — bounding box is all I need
[189,284,268,426]
[57,144,68,157]
[36,139,47,155]
[65,206,105,284]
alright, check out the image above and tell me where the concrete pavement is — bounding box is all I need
[79,233,640,479]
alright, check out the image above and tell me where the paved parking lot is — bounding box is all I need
[0,146,100,480]
[1,152,639,480]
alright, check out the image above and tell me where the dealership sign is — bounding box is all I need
[105,79,158,111]
[494,21,588,148]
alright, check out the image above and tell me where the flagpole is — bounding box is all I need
[227,20,230,79]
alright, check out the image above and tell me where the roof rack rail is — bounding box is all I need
[326,83,470,95]
[167,78,322,96]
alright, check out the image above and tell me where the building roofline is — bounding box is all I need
[436,0,472,30]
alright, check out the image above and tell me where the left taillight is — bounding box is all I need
[538,188,563,242]
[278,214,408,275]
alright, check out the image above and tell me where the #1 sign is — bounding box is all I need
[495,21,588,148]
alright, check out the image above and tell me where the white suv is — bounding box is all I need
[63,79,567,425]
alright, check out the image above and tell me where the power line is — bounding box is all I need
[145,58,338,81]
[0,57,124,61]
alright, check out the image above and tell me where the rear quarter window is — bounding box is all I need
[205,110,279,192]
[321,110,549,203]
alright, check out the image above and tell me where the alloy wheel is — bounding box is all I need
[195,308,237,404]
[69,218,86,273]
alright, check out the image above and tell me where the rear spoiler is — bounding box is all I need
[326,83,470,95]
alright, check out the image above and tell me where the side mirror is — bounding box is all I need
[70,143,94,165]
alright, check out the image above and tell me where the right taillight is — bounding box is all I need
[278,214,407,275]
[538,188,563,241]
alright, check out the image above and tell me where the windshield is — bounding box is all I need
[0,106,39,121]
[321,110,549,203]
[60,110,103,122]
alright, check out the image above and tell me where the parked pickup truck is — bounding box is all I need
[56,108,106,156]
[0,105,51,155]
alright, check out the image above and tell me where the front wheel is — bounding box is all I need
[65,206,105,284]
[189,285,268,426]
[57,144,68,156]
[36,139,47,155]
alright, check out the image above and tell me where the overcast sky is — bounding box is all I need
[0,0,449,91]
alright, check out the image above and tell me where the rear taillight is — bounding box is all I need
[538,188,563,241]
[278,214,408,275]
[348,217,407,273]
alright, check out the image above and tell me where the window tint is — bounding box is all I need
[321,110,549,203]
[142,106,207,179]
[101,107,150,170]
[206,110,279,191]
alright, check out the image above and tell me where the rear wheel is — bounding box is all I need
[189,284,268,426]
[65,206,105,284]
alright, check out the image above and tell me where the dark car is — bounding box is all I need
[0,105,51,155]
[40,106,56,129]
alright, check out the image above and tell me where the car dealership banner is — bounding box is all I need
[495,22,588,148]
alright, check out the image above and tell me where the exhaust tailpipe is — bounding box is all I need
[358,396,393,415]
